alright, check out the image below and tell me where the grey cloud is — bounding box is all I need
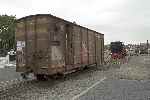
[0,0,149,44]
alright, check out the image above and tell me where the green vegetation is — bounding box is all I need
[0,15,16,51]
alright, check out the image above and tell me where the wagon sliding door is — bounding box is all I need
[65,25,74,71]
[50,22,66,74]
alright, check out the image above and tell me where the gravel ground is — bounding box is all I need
[111,55,150,80]
[78,79,150,100]
[0,67,21,82]
[0,53,113,100]
[0,66,107,100]
[77,55,150,100]
[0,55,149,100]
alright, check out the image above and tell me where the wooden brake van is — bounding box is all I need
[16,14,104,80]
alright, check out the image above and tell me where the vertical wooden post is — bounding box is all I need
[24,19,28,67]
[94,32,97,64]
[80,28,83,65]
[87,29,89,65]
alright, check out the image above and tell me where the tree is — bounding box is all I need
[0,15,16,51]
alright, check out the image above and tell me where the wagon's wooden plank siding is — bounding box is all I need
[50,21,66,73]
[25,17,36,69]
[36,16,49,51]
[16,14,104,75]
[34,16,50,73]
[16,21,25,40]
[101,34,104,64]
[65,24,74,66]
[72,26,81,65]
[16,21,26,71]
[88,30,96,64]
[95,33,102,65]
[81,28,88,65]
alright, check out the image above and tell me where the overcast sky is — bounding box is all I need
[0,0,149,44]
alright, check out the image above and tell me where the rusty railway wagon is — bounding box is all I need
[16,14,104,80]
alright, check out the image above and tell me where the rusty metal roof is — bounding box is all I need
[17,14,104,35]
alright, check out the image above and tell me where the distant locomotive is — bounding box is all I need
[110,41,126,60]
[16,14,104,80]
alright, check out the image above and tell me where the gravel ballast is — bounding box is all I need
[0,55,149,100]
[112,55,150,80]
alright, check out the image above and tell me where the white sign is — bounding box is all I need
[17,41,25,51]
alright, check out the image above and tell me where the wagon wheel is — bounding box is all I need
[36,74,48,81]
[21,73,28,79]
[50,73,66,79]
